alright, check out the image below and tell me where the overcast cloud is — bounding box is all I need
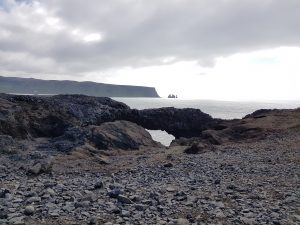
[0,0,300,100]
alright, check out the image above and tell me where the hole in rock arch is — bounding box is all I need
[146,129,175,147]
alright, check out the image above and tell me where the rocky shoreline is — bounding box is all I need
[0,94,299,225]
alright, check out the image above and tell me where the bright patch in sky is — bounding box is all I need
[83,33,102,43]
[71,29,103,43]
[100,47,300,101]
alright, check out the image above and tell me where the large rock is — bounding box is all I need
[0,94,129,139]
[124,107,221,138]
[201,108,300,144]
[0,94,220,140]
[90,120,162,150]
[176,108,300,145]
[183,143,214,154]
[1,94,299,148]
[27,158,53,175]
[0,135,19,154]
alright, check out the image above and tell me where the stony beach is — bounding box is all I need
[0,94,299,225]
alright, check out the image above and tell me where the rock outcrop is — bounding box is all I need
[0,94,299,153]
[124,107,221,138]
[0,94,166,153]
[0,94,219,140]
[198,108,300,145]
[0,94,129,139]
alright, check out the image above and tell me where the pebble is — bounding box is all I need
[108,188,122,198]
[135,204,147,211]
[24,206,35,215]
[89,216,98,225]
[117,195,134,204]
[94,180,104,189]
[26,196,41,204]
[46,188,55,196]
[163,162,174,168]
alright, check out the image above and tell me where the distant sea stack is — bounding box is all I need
[168,94,178,98]
[0,76,160,97]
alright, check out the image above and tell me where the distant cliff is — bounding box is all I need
[0,76,160,97]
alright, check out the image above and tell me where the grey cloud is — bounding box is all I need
[0,0,300,77]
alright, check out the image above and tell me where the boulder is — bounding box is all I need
[27,158,53,175]
[184,143,206,154]
[24,206,35,216]
[90,120,162,150]
[0,135,19,154]
[28,163,42,175]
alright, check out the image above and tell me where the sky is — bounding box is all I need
[0,0,299,101]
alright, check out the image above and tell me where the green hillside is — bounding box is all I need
[0,76,160,97]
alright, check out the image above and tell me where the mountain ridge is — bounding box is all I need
[0,76,160,97]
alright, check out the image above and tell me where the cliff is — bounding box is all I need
[0,76,160,97]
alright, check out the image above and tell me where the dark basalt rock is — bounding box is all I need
[27,158,53,175]
[0,94,219,141]
[39,120,162,152]
[0,94,129,139]
[124,107,221,138]
[1,94,298,151]
[0,188,10,198]
[90,120,162,150]
[51,126,91,152]
[0,135,24,154]
[184,143,206,154]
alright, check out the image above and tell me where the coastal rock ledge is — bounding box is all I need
[1,94,299,145]
[0,94,220,140]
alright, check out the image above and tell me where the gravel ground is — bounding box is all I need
[0,132,299,225]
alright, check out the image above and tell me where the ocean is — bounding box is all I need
[113,98,300,146]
